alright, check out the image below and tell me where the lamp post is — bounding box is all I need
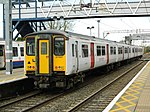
[97,20,100,38]
[87,26,94,36]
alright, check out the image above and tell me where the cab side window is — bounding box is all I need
[13,47,18,57]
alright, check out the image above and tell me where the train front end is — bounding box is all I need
[25,32,67,88]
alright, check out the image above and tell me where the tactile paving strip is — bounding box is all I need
[109,62,150,112]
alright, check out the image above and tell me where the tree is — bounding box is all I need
[15,20,75,41]
[15,37,25,41]
[46,20,75,31]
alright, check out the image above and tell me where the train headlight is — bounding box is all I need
[55,66,64,70]
[55,66,58,69]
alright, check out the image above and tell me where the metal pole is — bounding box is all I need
[90,29,91,36]
[3,4,5,40]
[97,20,100,38]
[5,0,13,74]
[35,0,37,31]
[19,0,21,19]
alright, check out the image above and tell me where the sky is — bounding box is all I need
[0,4,3,38]
[73,17,150,42]
[0,3,150,45]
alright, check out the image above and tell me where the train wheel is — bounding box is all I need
[78,73,85,83]
[66,78,74,89]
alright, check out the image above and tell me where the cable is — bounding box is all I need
[120,18,133,29]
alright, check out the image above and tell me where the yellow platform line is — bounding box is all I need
[103,61,150,112]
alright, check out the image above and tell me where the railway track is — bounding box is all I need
[65,61,147,112]
[0,90,42,110]
[0,90,65,112]
[0,60,147,112]
[0,74,107,112]
[25,60,147,112]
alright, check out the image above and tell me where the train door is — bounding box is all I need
[75,41,79,72]
[106,44,109,64]
[90,43,95,68]
[38,40,49,74]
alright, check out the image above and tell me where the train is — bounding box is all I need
[24,29,144,89]
[0,39,24,68]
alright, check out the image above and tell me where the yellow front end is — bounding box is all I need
[25,33,67,88]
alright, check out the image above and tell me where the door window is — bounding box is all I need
[41,42,47,55]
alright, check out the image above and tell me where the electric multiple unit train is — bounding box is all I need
[0,39,24,68]
[24,30,144,88]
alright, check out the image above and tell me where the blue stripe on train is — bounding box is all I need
[13,61,24,68]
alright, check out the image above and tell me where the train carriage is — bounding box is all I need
[12,41,25,67]
[24,29,144,89]
[0,39,24,68]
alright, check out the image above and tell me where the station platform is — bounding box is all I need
[0,68,26,85]
[103,61,150,112]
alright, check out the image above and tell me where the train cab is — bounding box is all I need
[25,31,68,88]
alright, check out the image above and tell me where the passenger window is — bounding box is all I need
[82,44,88,57]
[72,44,74,57]
[129,48,131,53]
[125,48,128,53]
[13,47,18,57]
[102,46,105,55]
[114,47,116,54]
[0,45,4,56]
[110,47,113,55]
[20,47,24,56]
[118,47,121,54]
[97,46,101,56]
[132,48,134,53]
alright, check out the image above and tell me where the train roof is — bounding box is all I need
[25,29,67,37]
[25,29,113,42]
[25,29,142,47]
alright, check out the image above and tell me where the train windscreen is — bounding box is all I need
[26,38,35,56]
[54,37,65,56]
